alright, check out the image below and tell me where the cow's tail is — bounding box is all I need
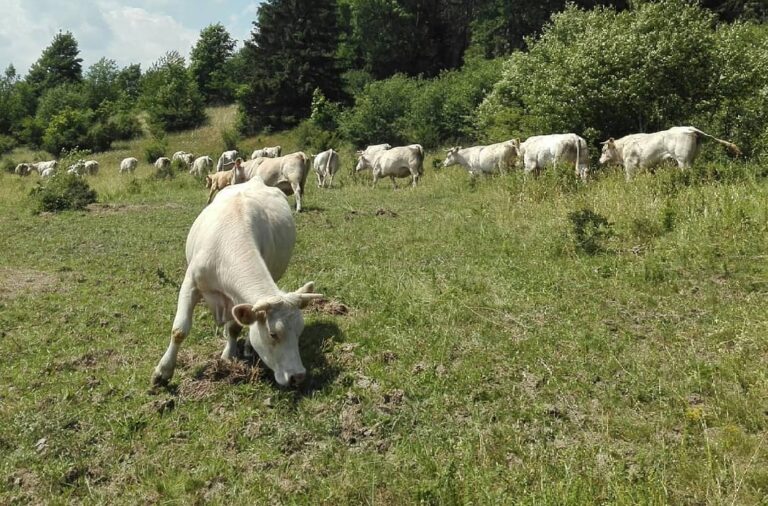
[325,150,333,178]
[691,127,742,157]
[415,144,425,175]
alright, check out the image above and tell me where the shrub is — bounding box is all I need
[30,172,97,213]
[0,134,17,154]
[477,2,722,143]
[1,158,16,173]
[295,120,342,154]
[144,135,167,163]
[41,108,92,155]
[567,208,613,255]
[221,127,240,152]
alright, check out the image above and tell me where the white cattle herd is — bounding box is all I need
[5,127,743,388]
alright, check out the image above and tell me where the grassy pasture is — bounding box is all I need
[1,107,768,504]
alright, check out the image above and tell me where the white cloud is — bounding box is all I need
[0,0,261,75]
[99,2,198,69]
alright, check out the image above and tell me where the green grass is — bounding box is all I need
[1,107,768,504]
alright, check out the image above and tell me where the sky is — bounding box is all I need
[0,0,264,75]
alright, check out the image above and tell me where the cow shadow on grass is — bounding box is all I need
[294,320,344,395]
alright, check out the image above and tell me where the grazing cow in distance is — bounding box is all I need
[15,163,30,176]
[120,157,139,174]
[359,143,391,156]
[242,152,310,212]
[84,160,99,175]
[67,160,86,175]
[443,140,519,180]
[190,155,213,177]
[33,160,58,175]
[517,133,590,179]
[151,176,322,388]
[216,150,239,171]
[355,144,424,188]
[155,157,171,171]
[251,146,282,159]
[599,126,742,180]
[313,148,340,188]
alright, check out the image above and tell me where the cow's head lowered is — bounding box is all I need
[355,153,373,173]
[599,138,619,166]
[442,147,463,168]
[232,282,323,387]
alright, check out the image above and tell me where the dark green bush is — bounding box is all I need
[0,134,17,154]
[144,135,167,163]
[567,208,613,255]
[221,127,240,152]
[295,120,342,154]
[1,158,16,173]
[30,172,97,213]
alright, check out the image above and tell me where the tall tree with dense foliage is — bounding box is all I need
[26,31,83,96]
[238,0,343,133]
[141,51,206,132]
[190,23,237,104]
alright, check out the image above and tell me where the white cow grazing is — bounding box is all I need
[216,150,239,171]
[84,160,99,175]
[41,167,56,178]
[151,176,323,388]
[120,157,139,174]
[250,146,282,159]
[599,126,742,180]
[517,133,590,179]
[34,160,58,174]
[443,141,519,179]
[154,157,171,171]
[15,163,30,176]
[190,155,213,177]
[313,148,339,188]
[355,144,424,188]
[242,152,310,212]
[172,151,189,162]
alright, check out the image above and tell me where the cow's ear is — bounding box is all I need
[233,304,266,326]
[295,281,315,294]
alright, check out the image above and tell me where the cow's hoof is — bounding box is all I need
[151,370,170,388]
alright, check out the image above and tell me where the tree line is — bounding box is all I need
[0,0,765,157]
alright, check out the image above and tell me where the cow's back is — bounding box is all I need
[187,178,295,281]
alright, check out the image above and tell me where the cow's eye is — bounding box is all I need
[269,332,278,341]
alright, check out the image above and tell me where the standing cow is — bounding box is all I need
[120,157,139,174]
[251,146,282,159]
[599,126,741,181]
[155,157,171,171]
[355,144,424,188]
[516,133,590,180]
[241,152,310,212]
[443,141,519,180]
[313,149,340,188]
[190,155,213,178]
[151,176,322,388]
[216,150,239,171]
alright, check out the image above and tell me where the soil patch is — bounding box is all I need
[0,267,58,300]
[86,203,184,214]
[307,298,350,316]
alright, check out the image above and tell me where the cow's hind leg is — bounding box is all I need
[221,320,243,361]
[152,273,201,386]
[292,182,302,212]
[391,176,398,190]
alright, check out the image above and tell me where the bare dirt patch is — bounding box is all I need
[177,356,264,401]
[307,298,350,316]
[0,267,58,300]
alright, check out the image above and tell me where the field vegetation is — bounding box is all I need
[1,106,768,504]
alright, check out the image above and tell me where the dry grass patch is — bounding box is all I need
[0,267,59,300]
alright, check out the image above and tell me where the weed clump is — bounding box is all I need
[567,208,613,255]
[30,172,97,213]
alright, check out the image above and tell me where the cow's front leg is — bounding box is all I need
[391,176,398,190]
[152,273,200,386]
[221,320,243,361]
